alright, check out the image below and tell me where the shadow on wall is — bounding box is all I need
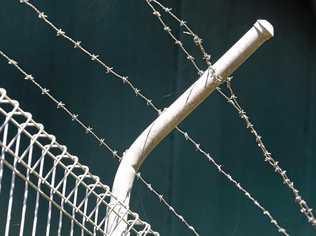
[311,0,316,14]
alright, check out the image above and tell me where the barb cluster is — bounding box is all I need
[14,0,315,234]
[14,0,302,235]
[146,0,315,230]
[176,127,289,235]
[217,80,316,227]
[16,0,203,234]
[1,51,121,161]
[0,47,199,235]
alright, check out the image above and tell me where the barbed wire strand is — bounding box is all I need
[17,0,206,234]
[0,46,199,236]
[14,0,296,234]
[146,0,316,228]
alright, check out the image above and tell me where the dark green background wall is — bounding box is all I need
[0,0,315,235]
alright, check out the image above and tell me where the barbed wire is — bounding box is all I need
[16,0,205,234]
[145,0,316,228]
[145,0,212,74]
[0,50,122,162]
[0,47,199,236]
[218,80,316,227]
[144,0,290,234]
[14,0,295,234]
[175,127,289,235]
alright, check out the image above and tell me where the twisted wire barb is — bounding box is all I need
[14,0,296,234]
[16,0,202,234]
[176,127,289,235]
[0,47,199,235]
[146,0,315,229]
[0,89,159,235]
[0,50,121,162]
[218,80,316,226]
[146,0,290,234]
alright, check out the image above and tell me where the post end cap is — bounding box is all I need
[255,19,274,39]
